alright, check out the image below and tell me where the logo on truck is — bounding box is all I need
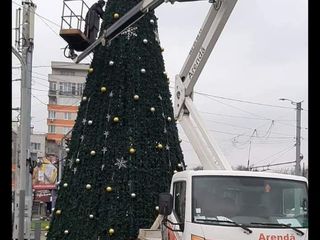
[258,233,296,240]
[188,47,206,80]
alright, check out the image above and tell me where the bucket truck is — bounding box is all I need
[60,0,309,239]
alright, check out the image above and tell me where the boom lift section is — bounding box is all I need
[174,0,237,170]
[70,0,237,170]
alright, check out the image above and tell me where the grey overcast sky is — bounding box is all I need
[12,0,308,170]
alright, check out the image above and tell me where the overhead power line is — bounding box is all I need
[32,95,47,105]
[252,145,295,166]
[13,0,60,27]
[251,161,296,170]
[195,91,295,110]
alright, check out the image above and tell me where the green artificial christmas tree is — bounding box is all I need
[47,0,185,239]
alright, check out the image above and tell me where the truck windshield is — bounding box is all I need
[192,176,308,228]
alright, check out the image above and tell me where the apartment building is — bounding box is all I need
[47,61,89,144]
[30,131,46,159]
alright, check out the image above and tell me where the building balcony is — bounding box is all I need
[47,118,75,127]
[46,133,65,142]
[58,90,82,96]
[47,104,78,112]
[49,89,57,96]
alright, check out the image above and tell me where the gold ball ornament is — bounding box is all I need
[101,86,107,93]
[88,68,94,73]
[109,60,114,66]
[56,209,62,215]
[109,228,115,235]
[143,39,148,44]
[45,225,50,230]
[131,193,136,198]
[82,96,87,101]
[141,68,146,73]
[150,19,155,24]
[90,150,96,156]
[155,206,159,211]
[64,230,69,234]
[157,143,163,149]
[129,147,136,154]
[76,158,80,163]
[167,117,172,122]
[86,184,92,189]
[63,183,68,188]
[106,186,112,192]
[88,120,93,125]
[150,107,155,112]
[113,13,119,19]
[89,214,94,219]
[113,117,120,123]
[133,95,139,100]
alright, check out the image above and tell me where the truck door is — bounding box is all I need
[169,181,186,240]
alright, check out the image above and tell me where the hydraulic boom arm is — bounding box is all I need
[174,0,237,170]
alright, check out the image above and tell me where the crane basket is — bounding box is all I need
[60,0,90,54]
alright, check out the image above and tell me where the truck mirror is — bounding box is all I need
[159,192,173,216]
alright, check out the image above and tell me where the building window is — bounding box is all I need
[71,83,76,95]
[31,142,41,151]
[59,82,64,92]
[64,112,72,120]
[58,82,85,96]
[48,125,56,133]
[78,83,84,95]
[49,96,57,105]
[49,81,57,91]
[49,82,57,95]
[48,111,56,119]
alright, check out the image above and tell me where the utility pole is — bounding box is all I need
[295,101,302,176]
[279,98,303,176]
[12,1,37,239]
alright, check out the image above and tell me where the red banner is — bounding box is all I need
[34,189,52,202]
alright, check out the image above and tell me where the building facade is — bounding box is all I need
[47,61,89,144]
[30,131,46,159]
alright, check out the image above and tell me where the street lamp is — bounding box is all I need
[279,98,303,105]
[279,98,303,176]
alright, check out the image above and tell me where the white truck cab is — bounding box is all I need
[159,170,308,240]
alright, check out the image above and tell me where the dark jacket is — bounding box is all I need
[84,2,104,41]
